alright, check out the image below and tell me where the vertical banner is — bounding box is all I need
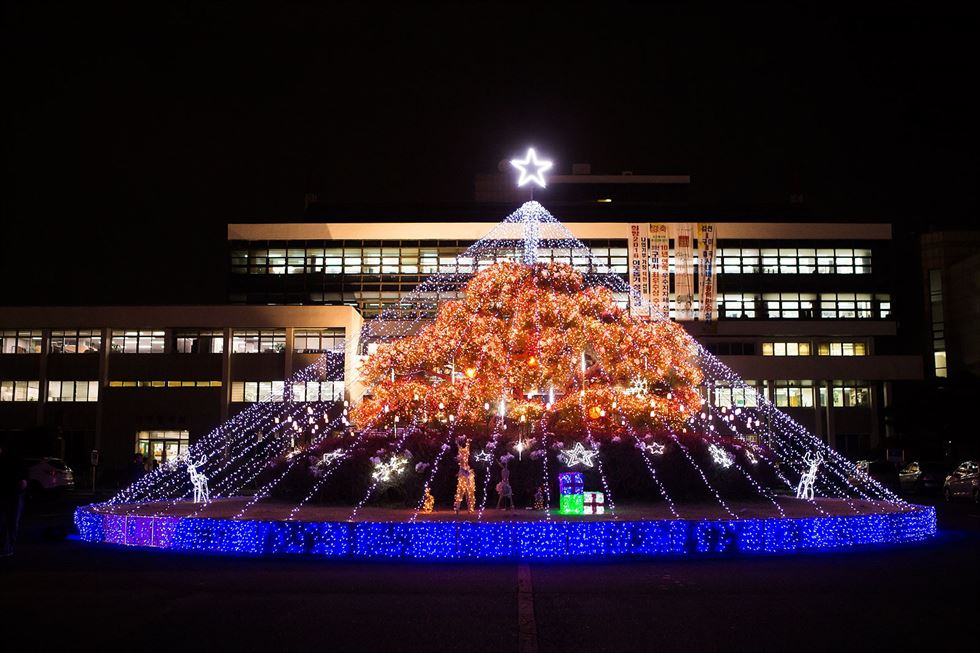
[674,224,695,320]
[698,222,718,321]
[627,223,651,317]
[649,223,670,319]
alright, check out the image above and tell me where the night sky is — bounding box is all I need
[2,2,976,305]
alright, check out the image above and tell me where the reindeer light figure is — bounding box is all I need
[796,450,824,500]
[186,457,210,504]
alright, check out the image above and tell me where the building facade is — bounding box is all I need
[226,218,922,460]
[0,207,925,482]
[0,306,360,481]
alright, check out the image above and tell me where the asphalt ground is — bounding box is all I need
[2,492,977,653]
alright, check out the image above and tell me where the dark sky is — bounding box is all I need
[2,2,976,304]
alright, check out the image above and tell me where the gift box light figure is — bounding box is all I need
[583,491,605,515]
[559,472,584,515]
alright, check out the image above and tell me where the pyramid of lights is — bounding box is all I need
[75,201,936,559]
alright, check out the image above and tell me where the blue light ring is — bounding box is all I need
[72,504,938,559]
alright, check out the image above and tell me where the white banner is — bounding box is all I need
[649,223,670,320]
[674,224,695,320]
[627,223,651,317]
[698,223,718,321]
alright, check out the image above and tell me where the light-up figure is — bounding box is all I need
[454,438,477,513]
[796,451,824,500]
[496,456,514,510]
[186,457,210,504]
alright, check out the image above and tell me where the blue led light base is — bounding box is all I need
[74,503,937,560]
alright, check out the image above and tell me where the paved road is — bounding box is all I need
[2,494,977,653]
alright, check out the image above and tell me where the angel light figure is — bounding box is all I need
[453,438,477,513]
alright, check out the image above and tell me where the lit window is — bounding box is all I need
[50,330,102,354]
[712,380,759,408]
[0,380,40,402]
[230,381,286,403]
[716,245,871,275]
[762,342,812,356]
[290,381,345,402]
[232,330,286,353]
[830,381,871,407]
[1,330,42,354]
[293,328,345,353]
[817,342,868,356]
[108,380,220,388]
[136,430,190,466]
[47,380,99,402]
[773,380,814,408]
[176,330,224,354]
[111,330,166,353]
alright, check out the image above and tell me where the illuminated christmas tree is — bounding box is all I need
[350,260,704,441]
[101,197,906,526]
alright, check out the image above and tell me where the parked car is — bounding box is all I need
[849,459,900,491]
[944,460,979,503]
[25,457,75,494]
[898,461,949,494]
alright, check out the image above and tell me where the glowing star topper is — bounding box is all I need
[510,147,553,188]
[559,442,599,468]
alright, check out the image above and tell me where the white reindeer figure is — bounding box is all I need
[796,450,824,500]
[187,457,210,504]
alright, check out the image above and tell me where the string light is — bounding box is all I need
[75,504,937,558]
[79,198,930,561]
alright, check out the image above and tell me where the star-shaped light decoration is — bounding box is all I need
[473,449,494,464]
[559,442,598,468]
[637,441,665,456]
[510,147,553,188]
[708,444,734,469]
[371,455,407,483]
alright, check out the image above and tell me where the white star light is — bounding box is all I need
[473,449,493,464]
[638,441,666,456]
[510,147,553,188]
[559,442,599,468]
